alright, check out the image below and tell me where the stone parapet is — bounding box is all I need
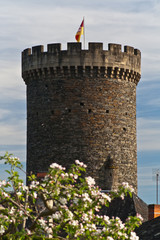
[22,42,141,84]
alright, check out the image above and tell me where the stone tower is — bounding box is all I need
[22,42,141,192]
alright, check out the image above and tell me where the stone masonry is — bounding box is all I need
[22,42,141,193]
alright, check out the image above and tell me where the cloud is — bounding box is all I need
[0,99,26,145]
[147,98,160,107]
[0,120,26,145]
[0,144,26,162]
[137,118,160,151]
[0,109,11,120]
[138,166,156,186]
[0,0,158,47]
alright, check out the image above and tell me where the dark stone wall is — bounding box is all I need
[103,193,148,223]
[22,42,141,192]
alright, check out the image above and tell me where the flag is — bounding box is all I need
[75,19,84,42]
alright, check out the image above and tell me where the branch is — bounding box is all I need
[6,197,33,220]
[22,188,29,229]
[29,206,58,230]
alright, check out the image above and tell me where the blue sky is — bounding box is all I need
[0,0,160,204]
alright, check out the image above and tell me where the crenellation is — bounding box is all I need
[47,43,61,53]
[89,42,103,51]
[32,45,44,55]
[22,42,141,57]
[22,48,31,57]
[134,49,141,56]
[108,43,122,54]
[124,46,134,55]
[67,42,81,52]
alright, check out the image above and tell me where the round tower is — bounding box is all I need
[22,42,141,192]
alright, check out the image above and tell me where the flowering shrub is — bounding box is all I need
[0,153,142,239]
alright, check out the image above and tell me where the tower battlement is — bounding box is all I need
[22,42,141,85]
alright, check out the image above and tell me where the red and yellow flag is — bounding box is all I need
[75,19,84,42]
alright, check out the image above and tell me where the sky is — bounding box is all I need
[0,0,160,204]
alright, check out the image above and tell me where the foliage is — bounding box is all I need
[0,153,142,239]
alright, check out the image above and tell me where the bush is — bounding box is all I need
[0,153,142,239]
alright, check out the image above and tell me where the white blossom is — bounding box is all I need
[50,163,65,170]
[104,215,110,224]
[74,174,78,179]
[2,192,9,198]
[69,220,79,226]
[118,231,123,236]
[52,211,62,220]
[0,180,6,187]
[59,197,67,205]
[29,181,39,189]
[85,176,95,186]
[130,231,139,240]
[115,217,125,229]
[75,160,87,168]
[101,192,111,202]
[45,227,52,234]
[136,213,143,221]
[67,193,71,198]
[120,193,125,200]
[17,192,22,197]
[33,192,37,199]
[86,223,96,231]
[9,207,15,215]
[66,209,73,220]
[0,225,5,235]
[19,210,23,216]
[82,213,89,221]
[22,185,28,191]
[92,229,102,235]
[73,197,79,204]
[38,218,46,227]
[122,182,134,193]
[91,189,99,196]
[26,228,31,235]
[82,193,92,203]
[107,237,114,240]
[61,173,65,178]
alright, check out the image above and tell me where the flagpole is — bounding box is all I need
[83,16,85,49]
